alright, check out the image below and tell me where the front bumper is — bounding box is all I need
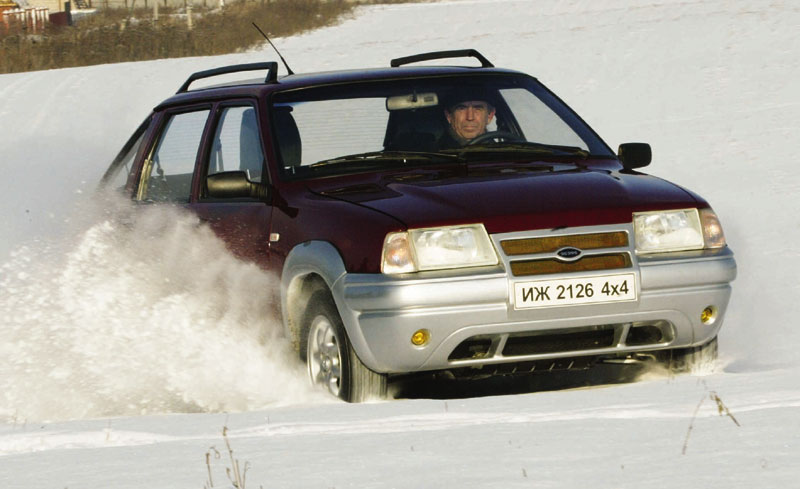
[331,225,736,374]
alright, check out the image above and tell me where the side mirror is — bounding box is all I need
[207,171,269,200]
[618,143,651,170]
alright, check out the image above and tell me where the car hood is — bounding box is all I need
[306,162,703,233]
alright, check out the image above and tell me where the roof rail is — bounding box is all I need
[176,61,279,93]
[390,49,494,68]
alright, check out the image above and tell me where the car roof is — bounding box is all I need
[154,50,530,111]
[273,65,525,89]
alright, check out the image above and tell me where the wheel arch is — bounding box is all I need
[281,241,347,354]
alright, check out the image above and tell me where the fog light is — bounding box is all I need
[411,329,430,347]
[700,306,717,324]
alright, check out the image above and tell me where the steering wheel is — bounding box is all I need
[468,131,525,145]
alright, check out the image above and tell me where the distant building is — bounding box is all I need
[23,0,223,9]
[1,0,19,12]
[20,0,60,13]
[15,0,364,14]
[21,0,91,12]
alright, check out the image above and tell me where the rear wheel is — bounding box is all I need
[301,291,388,402]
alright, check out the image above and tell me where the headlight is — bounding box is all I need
[633,209,704,253]
[382,224,498,274]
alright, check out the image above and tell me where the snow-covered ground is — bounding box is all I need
[1,0,799,487]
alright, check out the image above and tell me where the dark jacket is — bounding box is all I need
[437,127,468,150]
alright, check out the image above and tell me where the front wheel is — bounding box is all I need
[664,337,719,375]
[302,291,388,402]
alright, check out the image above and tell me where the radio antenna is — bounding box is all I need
[252,23,294,76]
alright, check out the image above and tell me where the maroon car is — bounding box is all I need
[103,50,736,402]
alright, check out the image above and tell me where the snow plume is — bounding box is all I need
[0,194,322,423]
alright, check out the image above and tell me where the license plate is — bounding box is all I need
[513,273,637,309]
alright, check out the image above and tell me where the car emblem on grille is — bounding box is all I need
[556,247,583,261]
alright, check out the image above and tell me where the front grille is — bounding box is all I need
[447,321,675,364]
[502,327,616,356]
[509,253,631,277]
[497,229,633,277]
[500,231,629,255]
[448,336,493,361]
[624,321,674,346]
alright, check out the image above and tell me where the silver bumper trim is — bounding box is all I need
[334,249,735,374]
[325,220,737,374]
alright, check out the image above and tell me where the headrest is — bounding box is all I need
[239,108,263,180]
[273,108,302,167]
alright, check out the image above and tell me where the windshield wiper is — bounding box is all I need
[449,141,590,159]
[310,150,462,168]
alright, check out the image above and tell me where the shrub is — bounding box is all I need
[0,0,357,73]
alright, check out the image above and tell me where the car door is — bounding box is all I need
[191,102,273,269]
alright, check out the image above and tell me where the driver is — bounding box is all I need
[438,89,496,148]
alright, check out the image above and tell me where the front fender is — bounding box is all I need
[281,240,385,371]
[281,241,346,349]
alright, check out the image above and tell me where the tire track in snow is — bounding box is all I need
[3,389,798,456]
[234,393,800,439]
[0,73,39,120]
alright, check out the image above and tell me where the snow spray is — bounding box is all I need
[0,193,323,423]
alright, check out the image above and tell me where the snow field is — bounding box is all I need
[0,0,798,487]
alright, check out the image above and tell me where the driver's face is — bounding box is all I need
[445,101,495,141]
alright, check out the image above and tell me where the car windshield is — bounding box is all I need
[271,74,615,180]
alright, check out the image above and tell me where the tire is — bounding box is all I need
[301,291,388,402]
[664,337,718,374]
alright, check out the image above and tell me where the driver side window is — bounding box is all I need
[499,88,587,150]
[208,106,265,183]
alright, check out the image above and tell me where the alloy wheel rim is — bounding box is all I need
[307,315,342,397]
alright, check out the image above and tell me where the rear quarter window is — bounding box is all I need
[102,116,151,193]
[138,109,210,202]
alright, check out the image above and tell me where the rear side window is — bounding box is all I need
[138,110,209,202]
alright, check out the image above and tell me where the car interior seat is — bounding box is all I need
[239,108,264,181]
[273,107,302,168]
[383,106,447,152]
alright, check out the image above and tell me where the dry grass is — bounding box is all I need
[205,425,249,489]
[682,386,740,455]
[0,0,366,74]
